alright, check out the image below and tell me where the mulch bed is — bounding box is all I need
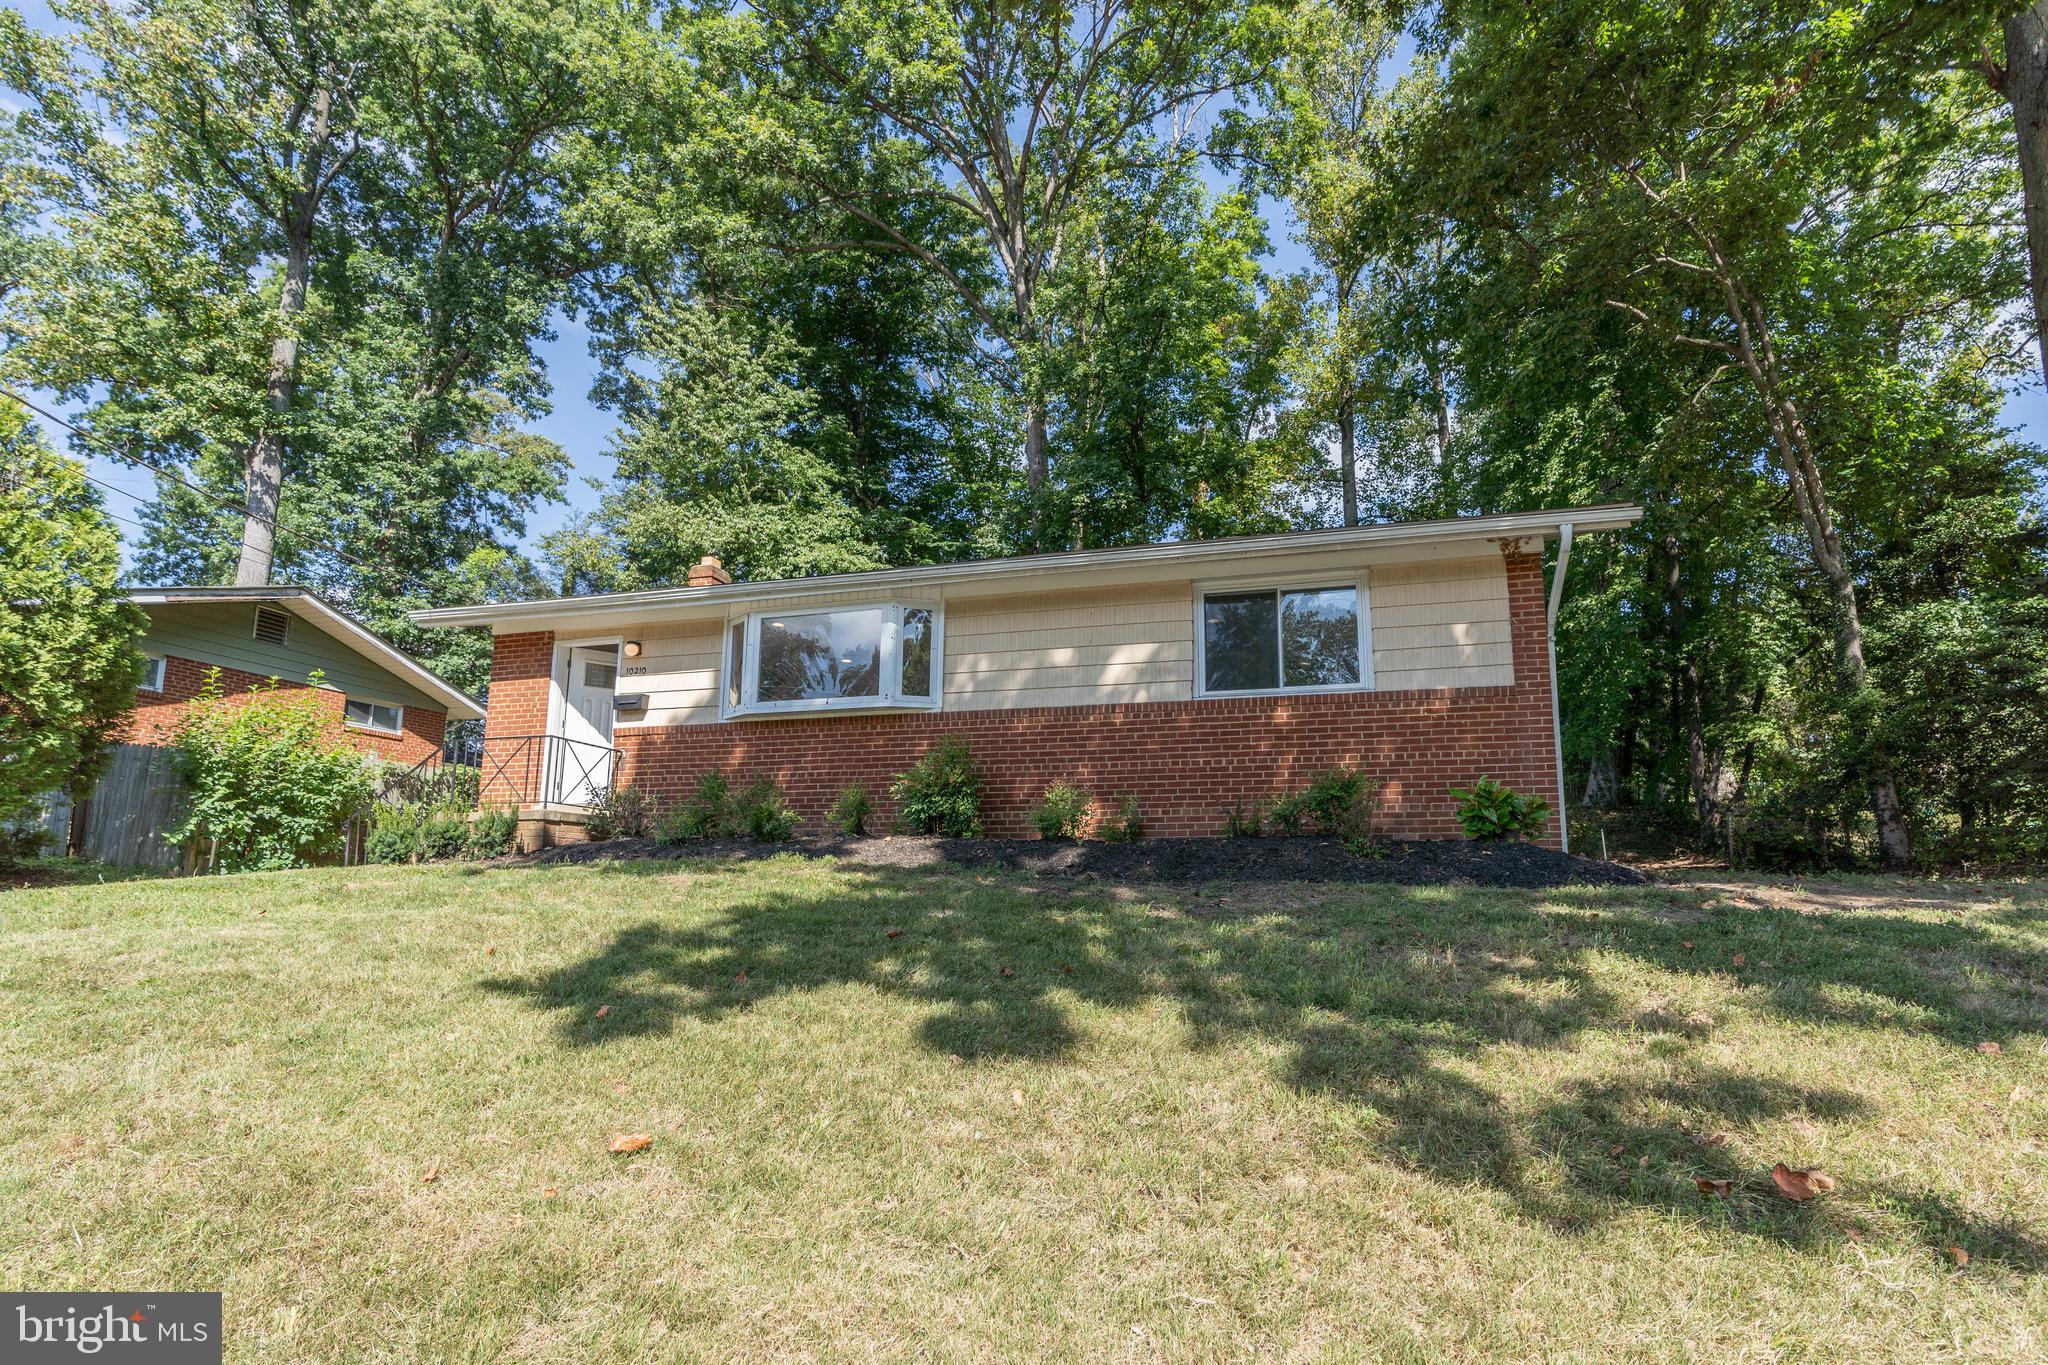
[525,832,1651,889]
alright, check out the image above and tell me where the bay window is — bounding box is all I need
[723,603,941,716]
[1198,582,1367,695]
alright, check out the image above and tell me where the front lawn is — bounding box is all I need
[2,858,2044,1360]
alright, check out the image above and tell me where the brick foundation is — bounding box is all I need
[120,655,446,766]
[481,551,1565,845]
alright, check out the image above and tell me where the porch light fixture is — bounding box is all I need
[622,639,642,659]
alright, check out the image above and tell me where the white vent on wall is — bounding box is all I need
[252,606,291,646]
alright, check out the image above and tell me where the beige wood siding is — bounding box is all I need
[944,583,1194,711]
[603,621,725,727]
[1369,557,1513,690]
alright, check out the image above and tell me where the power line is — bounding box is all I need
[2,388,444,600]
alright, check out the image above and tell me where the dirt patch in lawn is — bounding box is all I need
[524,833,1650,889]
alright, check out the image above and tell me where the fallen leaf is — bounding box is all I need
[1699,1131,1731,1148]
[485,945,496,956]
[1696,1178,1733,1198]
[735,972,748,984]
[609,1133,654,1155]
[1771,1163,1836,1202]
[1681,940,1694,949]
[421,1164,441,1184]
[1731,953,1746,967]
[999,966,1016,979]
[886,930,903,939]
[1011,1088,1025,1106]
[1060,963,1073,974]
[1977,1041,2002,1055]
[542,1186,558,1199]
[594,1005,611,1020]
[1947,1246,1969,1267]
[1609,1143,1626,1156]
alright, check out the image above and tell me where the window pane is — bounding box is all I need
[727,621,745,709]
[1203,592,1279,692]
[900,608,933,698]
[583,661,617,690]
[1280,588,1360,687]
[346,699,399,731]
[757,609,883,702]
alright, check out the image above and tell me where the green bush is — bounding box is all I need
[0,812,53,867]
[891,736,983,837]
[1451,776,1552,841]
[584,784,651,841]
[365,804,424,864]
[1222,800,1267,838]
[733,778,800,841]
[827,783,874,836]
[168,669,376,872]
[1099,794,1145,843]
[467,808,518,859]
[656,772,731,842]
[1298,766,1381,838]
[418,815,470,861]
[1029,781,1091,840]
[1269,791,1308,837]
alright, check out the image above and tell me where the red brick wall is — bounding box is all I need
[119,655,446,766]
[504,550,1560,844]
[480,630,558,804]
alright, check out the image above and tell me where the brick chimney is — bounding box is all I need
[686,554,731,588]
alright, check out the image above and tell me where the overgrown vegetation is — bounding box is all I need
[646,773,800,843]
[167,670,374,872]
[892,737,984,837]
[731,779,800,842]
[655,773,730,843]
[1453,778,1554,842]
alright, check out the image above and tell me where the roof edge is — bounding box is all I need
[123,585,485,721]
[411,504,1644,631]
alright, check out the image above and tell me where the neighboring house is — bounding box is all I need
[121,586,484,765]
[411,505,1640,847]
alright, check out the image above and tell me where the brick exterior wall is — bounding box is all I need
[481,549,1563,845]
[119,655,446,766]
[479,629,561,804]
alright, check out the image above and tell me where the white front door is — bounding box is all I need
[554,645,618,805]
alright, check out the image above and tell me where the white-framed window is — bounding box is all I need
[344,697,405,734]
[139,655,166,693]
[1195,579,1371,697]
[722,603,941,717]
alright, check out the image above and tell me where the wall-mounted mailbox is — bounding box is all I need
[613,694,646,712]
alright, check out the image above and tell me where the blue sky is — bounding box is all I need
[11,0,2045,566]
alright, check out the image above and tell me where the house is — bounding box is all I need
[410,505,1641,848]
[121,586,483,764]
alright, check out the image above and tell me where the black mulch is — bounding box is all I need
[523,832,1651,889]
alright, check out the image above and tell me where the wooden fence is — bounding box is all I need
[36,743,190,870]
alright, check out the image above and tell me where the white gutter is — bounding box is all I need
[1544,522,1575,855]
[410,503,1645,630]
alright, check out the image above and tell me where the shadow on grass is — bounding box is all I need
[481,857,2048,1267]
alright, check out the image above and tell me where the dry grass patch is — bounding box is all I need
[2,858,2045,1361]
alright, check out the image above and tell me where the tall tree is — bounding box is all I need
[750,0,1288,537]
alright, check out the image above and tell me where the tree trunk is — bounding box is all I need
[233,231,311,586]
[1337,392,1358,528]
[2002,4,2048,391]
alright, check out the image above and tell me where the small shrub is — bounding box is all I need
[1222,800,1267,838]
[418,815,470,861]
[827,783,874,836]
[1298,767,1375,835]
[1269,791,1308,837]
[733,778,800,842]
[584,784,651,841]
[1451,776,1552,841]
[892,736,983,837]
[467,807,518,859]
[365,805,424,865]
[656,772,730,843]
[1029,781,1091,840]
[0,813,52,867]
[1099,794,1145,843]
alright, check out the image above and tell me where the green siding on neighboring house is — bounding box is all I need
[139,602,442,711]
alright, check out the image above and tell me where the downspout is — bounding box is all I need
[1546,523,1575,855]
